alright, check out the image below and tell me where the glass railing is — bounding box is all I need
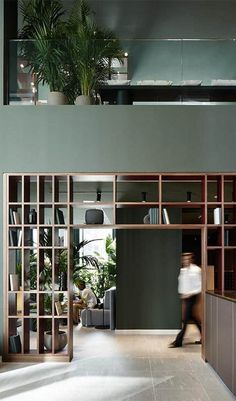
[8,38,236,105]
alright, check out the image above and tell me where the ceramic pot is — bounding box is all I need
[44,330,67,352]
[75,95,92,105]
[47,91,67,105]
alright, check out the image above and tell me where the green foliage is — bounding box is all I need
[64,0,124,100]
[78,235,116,298]
[19,0,68,91]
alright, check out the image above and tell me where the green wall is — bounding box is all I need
[116,230,182,329]
[0,104,236,349]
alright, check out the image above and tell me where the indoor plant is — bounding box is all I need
[65,0,124,104]
[19,0,68,104]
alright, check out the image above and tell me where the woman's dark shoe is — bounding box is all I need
[168,341,182,348]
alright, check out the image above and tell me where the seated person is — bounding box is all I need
[73,280,97,324]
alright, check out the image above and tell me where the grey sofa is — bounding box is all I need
[81,287,116,330]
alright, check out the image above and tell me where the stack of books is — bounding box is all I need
[148,208,159,224]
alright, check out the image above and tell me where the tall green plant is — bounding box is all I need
[65,0,124,101]
[19,0,67,92]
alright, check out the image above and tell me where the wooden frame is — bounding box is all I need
[4,172,236,362]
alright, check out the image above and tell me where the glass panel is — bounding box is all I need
[116,181,158,202]
[24,176,37,203]
[70,176,113,203]
[24,293,37,316]
[39,176,53,203]
[9,176,22,203]
[39,205,52,225]
[24,249,37,291]
[9,318,22,354]
[54,176,68,203]
[9,249,22,290]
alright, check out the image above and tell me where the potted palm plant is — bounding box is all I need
[19,0,68,104]
[65,0,124,105]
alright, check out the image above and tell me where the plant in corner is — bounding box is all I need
[65,0,124,104]
[19,0,68,104]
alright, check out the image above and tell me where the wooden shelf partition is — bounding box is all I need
[4,172,236,361]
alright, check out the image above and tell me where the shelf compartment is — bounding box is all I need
[9,228,23,247]
[24,249,38,291]
[224,227,236,246]
[54,176,68,203]
[24,227,37,247]
[207,176,222,202]
[207,206,223,225]
[224,175,236,202]
[39,248,52,291]
[54,228,68,247]
[8,318,22,354]
[224,248,236,291]
[24,204,38,225]
[224,206,236,224]
[207,248,223,291]
[70,175,113,203]
[39,318,52,354]
[162,180,203,202]
[9,206,22,225]
[39,205,53,225]
[24,293,37,316]
[9,176,22,203]
[23,318,38,354]
[116,180,158,203]
[207,227,222,247]
[8,293,23,317]
[39,293,52,316]
[39,176,53,203]
[55,206,67,225]
[8,249,22,290]
[54,249,68,291]
[70,204,114,225]
[116,205,157,225]
[54,293,68,317]
[24,176,38,203]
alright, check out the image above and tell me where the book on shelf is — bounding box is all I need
[13,211,21,225]
[17,230,22,247]
[214,207,222,224]
[9,273,19,291]
[55,301,63,316]
[9,209,14,224]
[9,229,17,246]
[162,208,170,224]
[148,208,159,224]
[9,333,22,353]
[56,209,65,225]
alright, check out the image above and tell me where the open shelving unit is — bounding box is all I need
[4,172,236,361]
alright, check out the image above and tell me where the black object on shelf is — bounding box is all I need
[28,209,37,224]
[96,190,102,202]
[141,191,147,202]
[187,191,192,202]
[9,334,22,353]
[85,209,104,224]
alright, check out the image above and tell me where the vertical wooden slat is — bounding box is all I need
[159,174,162,225]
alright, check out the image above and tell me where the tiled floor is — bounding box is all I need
[0,326,235,401]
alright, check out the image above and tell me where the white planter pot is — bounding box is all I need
[47,91,67,105]
[44,331,67,352]
[75,95,92,105]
